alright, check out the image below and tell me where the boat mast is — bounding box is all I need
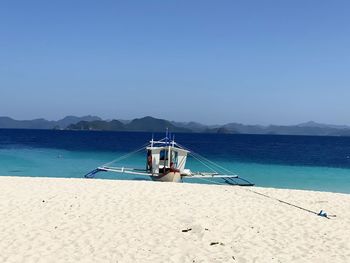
[166,128,171,167]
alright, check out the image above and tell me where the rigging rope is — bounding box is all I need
[176,142,237,176]
[188,152,219,174]
[102,142,150,167]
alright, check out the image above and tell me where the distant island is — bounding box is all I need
[1,115,350,136]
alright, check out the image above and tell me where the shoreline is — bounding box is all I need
[2,174,350,195]
[0,176,349,262]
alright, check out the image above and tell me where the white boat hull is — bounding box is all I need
[151,172,182,182]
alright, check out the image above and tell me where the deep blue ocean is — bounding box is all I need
[1,129,350,193]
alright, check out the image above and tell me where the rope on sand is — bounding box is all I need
[196,177,336,220]
[246,188,336,219]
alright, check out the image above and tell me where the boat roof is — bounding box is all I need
[146,138,190,153]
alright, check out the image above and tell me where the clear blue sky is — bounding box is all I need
[1,0,349,125]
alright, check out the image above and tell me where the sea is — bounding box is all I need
[1,129,350,194]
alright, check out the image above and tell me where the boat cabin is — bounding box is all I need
[146,143,189,175]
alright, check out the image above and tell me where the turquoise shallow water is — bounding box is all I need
[1,129,350,193]
[1,146,350,194]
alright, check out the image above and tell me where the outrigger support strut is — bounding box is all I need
[84,168,107,178]
[222,176,254,186]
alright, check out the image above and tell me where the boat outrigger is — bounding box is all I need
[84,133,254,186]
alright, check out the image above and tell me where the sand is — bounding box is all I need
[0,176,349,263]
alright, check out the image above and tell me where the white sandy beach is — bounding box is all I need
[0,176,349,263]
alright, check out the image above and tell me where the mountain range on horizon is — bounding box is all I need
[1,115,350,136]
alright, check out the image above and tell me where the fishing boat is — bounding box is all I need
[84,133,254,186]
